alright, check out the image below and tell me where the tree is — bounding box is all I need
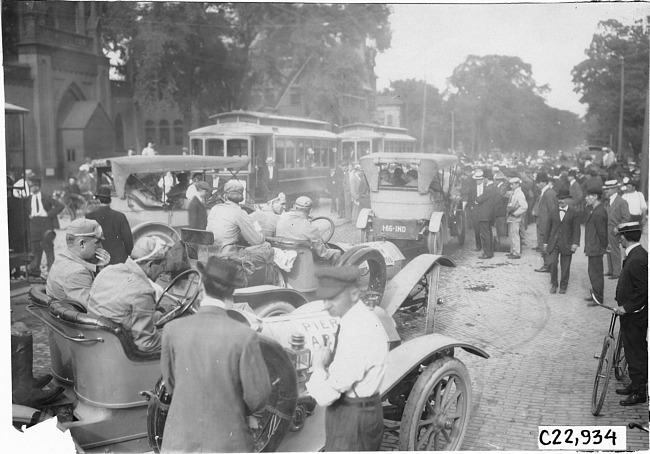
[447,55,583,157]
[572,19,649,159]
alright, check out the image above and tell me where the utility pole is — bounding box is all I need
[451,111,455,154]
[617,56,625,159]
[420,79,427,153]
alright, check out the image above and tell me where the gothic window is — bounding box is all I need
[159,120,170,146]
[173,120,184,146]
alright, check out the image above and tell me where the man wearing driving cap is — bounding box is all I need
[88,236,172,352]
[46,219,111,309]
[250,192,287,237]
[306,266,388,451]
[276,196,342,263]
[160,256,271,452]
[543,189,581,294]
[86,186,133,264]
[533,172,557,272]
[611,222,647,406]
[206,179,264,255]
[506,177,528,259]
[603,180,630,280]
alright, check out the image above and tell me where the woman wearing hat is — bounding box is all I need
[160,257,271,452]
[621,178,647,226]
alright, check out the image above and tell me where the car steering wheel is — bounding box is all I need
[310,216,335,243]
[154,269,201,328]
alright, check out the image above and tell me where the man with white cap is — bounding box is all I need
[88,236,172,352]
[612,221,647,406]
[277,196,342,262]
[206,179,264,255]
[46,218,111,309]
[250,192,287,237]
[603,180,630,279]
[505,177,528,259]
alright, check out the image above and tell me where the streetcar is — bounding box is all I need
[188,111,339,203]
[338,123,417,162]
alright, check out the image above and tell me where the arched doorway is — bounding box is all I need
[56,83,86,178]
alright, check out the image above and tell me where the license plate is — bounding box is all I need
[373,219,420,240]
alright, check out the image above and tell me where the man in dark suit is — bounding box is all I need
[543,189,581,294]
[467,170,485,251]
[28,179,63,277]
[603,180,630,280]
[612,222,647,406]
[161,256,271,452]
[567,169,584,220]
[85,186,133,264]
[533,172,557,272]
[187,181,211,230]
[475,169,500,259]
[584,187,608,305]
[259,156,278,202]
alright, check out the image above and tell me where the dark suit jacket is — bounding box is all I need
[535,187,557,243]
[161,306,271,452]
[85,205,133,264]
[616,244,648,317]
[584,203,608,256]
[606,194,630,234]
[475,183,500,222]
[544,206,581,254]
[29,193,63,237]
[467,180,481,209]
[187,196,208,230]
[569,180,584,212]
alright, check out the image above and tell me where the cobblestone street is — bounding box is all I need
[11,201,649,451]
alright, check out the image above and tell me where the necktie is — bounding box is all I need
[330,324,341,359]
[35,195,40,216]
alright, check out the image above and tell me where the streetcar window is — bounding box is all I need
[191,138,203,155]
[276,139,287,169]
[226,139,248,158]
[296,141,306,168]
[285,140,296,169]
[358,141,370,157]
[206,139,224,157]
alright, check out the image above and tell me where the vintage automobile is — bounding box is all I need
[89,155,250,243]
[24,243,488,452]
[356,152,466,255]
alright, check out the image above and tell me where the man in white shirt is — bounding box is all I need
[28,179,64,277]
[13,168,34,198]
[141,141,157,156]
[306,266,388,451]
[622,178,647,227]
[506,178,528,259]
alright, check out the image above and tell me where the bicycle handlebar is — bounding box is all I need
[628,422,649,433]
[590,292,616,313]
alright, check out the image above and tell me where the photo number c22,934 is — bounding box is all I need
[538,426,626,450]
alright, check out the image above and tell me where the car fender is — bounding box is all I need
[428,211,444,232]
[379,333,489,397]
[356,208,373,229]
[380,253,455,317]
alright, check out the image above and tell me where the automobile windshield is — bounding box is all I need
[378,162,419,189]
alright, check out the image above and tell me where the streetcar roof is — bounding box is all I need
[188,123,338,139]
[5,102,29,114]
[209,110,330,127]
[92,155,250,198]
[359,152,458,168]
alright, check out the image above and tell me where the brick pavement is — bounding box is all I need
[13,201,649,451]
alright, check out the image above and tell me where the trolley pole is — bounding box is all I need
[617,56,625,160]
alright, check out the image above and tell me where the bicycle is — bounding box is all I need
[591,296,628,416]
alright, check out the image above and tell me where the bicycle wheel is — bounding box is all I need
[592,336,614,416]
[614,331,628,381]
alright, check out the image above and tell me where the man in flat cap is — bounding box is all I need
[88,235,172,352]
[612,222,647,406]
[603,180,630,279]
[583,187,608,305]
[306,266,388,451]
[543,189,581,294]
[206,179,264,255]
[160,256,271,452]
[533,172,557,272]
[86,185,133,264]
[467,170,485,251]
[46,219,111,309]
[250,192,287,237]
[506,177,528,259]
[277,196,342,263]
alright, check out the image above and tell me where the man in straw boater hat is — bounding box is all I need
[86,185,133,264]
[542,188,581,294]
[611,222,647,406]
[602,179,630,280]
[160,256,271,452]
[306,266,388,451]
[467,169,485,251]
[474,169,501,259]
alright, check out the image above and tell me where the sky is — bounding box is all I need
[375,2,649,116]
